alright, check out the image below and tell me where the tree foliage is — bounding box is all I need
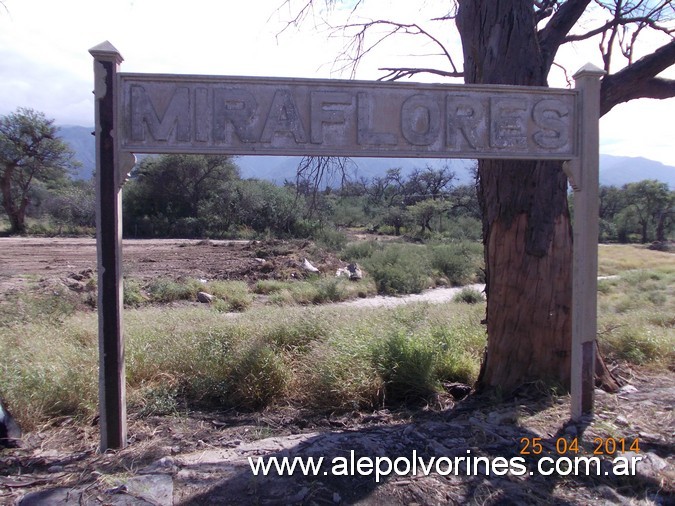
[123,154,237,237]
[596,181,674,242]
[0,108,75,234]
[42,179,96,234]
[619,180,673,242]
[122,154,316,238]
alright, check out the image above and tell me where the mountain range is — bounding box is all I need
[58,125,675,189]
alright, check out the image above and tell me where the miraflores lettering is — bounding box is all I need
[120,76,577,159]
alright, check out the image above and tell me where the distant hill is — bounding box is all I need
[599,155,675,189]
[59,125,674,189]
[58,126,96,180]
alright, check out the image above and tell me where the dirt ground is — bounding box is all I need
[1,237,673,505]
[2,369,673,505]
[0,237,346,295]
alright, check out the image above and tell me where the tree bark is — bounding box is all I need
[656,211,668,243]
[475,160,574,392]
[457,0,618,394]
[0,164,26,234]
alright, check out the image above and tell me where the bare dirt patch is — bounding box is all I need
[0,237,345,295]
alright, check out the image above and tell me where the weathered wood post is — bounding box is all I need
[569,63,605,420]
[89,41,127,451]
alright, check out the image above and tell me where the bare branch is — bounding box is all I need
[295,156,356,211]
[539,0,593,71]
[378,67,463,81]
[329,19,460,78]
[551,61,574,86]
[602,76,675,114]
[601,38,675,115]
[600,4,622,71]
[534,0,559,22]
[431,2,459,22]
[541,0,675,76]
[274,1,315,36]
[564,15,674,42]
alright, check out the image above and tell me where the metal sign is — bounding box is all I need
[120,74,577,159]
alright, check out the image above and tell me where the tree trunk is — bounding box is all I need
[457,0,618,394]
[656,212,667,243]
[0,165,26,235]
[9,209,27,235]
[476,160,575,391]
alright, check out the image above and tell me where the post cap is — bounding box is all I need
[89,41,124,63]
[573,63,606,79]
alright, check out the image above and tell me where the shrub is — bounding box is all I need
[430,325,483,384]
[311,278,346,304]
[254,280,290,295]
[314,227,348,252]
[1,298,491,428]
[147,278,200,303]
[603,326,666,365]
[370,330,438,403]
[441,217,482,242]
[130,376,181,416]
[362,243,430,295]
[287,282,321,305]
[123,278,145,307]
[303,340,383,411]
[262,314,328,353]
[453,287,484,304]
[0,316,99,428]
[268,290,296,306]
[341,240,381,262]
[0,284,80,326]
[207,280,253,312]
[226,342,290,409]
[428,242,483,286]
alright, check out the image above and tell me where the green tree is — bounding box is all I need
[380,205,412,235]
[623,180,674,243]
[0,108,75,234]
[598,185,627,241]
[123,154,238,237]
[403,166,455,205]
[289,0,674,393]
[43,179,96,234]
[224,179,303,235]
[409,198,446,234]
[447,183,481,220]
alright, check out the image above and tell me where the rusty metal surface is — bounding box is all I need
[118,74,578,160]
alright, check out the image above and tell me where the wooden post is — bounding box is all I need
[570,63,605,420]
[89,41,127,451]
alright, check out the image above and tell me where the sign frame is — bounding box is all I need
[90,40,603,451]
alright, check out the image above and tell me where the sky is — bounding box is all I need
[1,0,674,166]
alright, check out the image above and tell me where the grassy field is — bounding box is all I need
[598,243,675,276]
[597,245,674,368]
[1,301,486,429]
[1,243,673,430]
